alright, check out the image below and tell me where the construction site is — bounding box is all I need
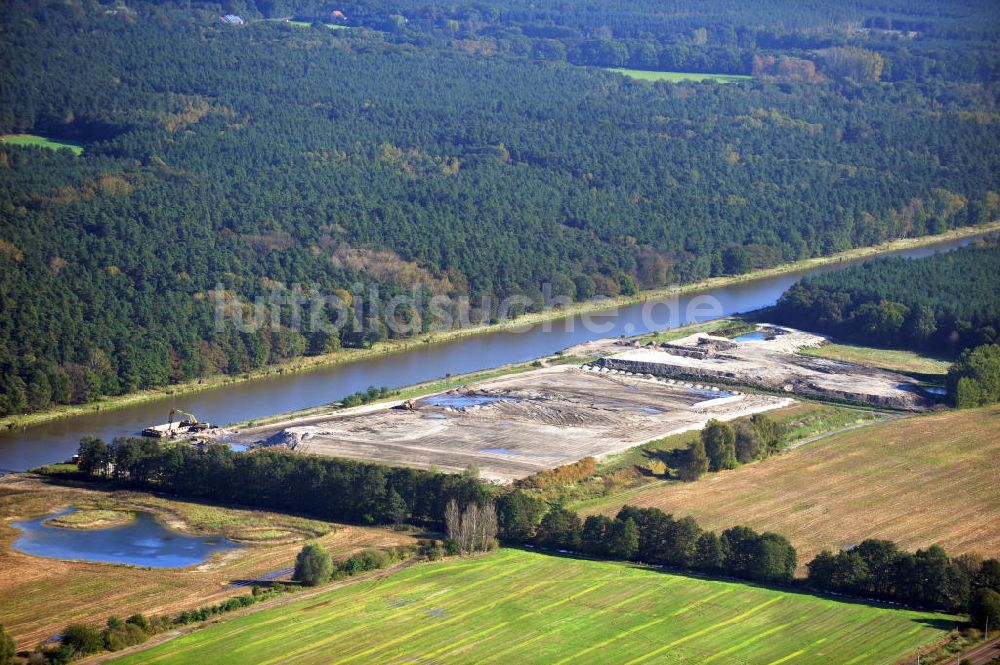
[196,324,936,482]
[233,367,792,482]
[593,326,933,411]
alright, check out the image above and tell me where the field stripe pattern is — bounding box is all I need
[108,549,957,665]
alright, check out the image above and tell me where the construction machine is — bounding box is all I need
[169,409,210,431]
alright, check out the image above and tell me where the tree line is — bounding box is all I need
[675,415,783,481]
[67,435,1000,620]
[493,493,1000,617]
[75,437,486,527]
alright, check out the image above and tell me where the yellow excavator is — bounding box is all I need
[169,409,210,432]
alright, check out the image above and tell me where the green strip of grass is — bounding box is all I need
[106,549,956,665]
[0,134,83,154]
[800,342,952,376]
[607,68,752,83]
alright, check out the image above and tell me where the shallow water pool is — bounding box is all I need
[11,508,239,568]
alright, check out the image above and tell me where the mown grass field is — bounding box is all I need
[606,68,752,83]
[0,476,414,649]
[548,401,879,508]
[800,342,952,376]
[581,405,1000,566]
[108,548,956,665]
[0,133,83,154]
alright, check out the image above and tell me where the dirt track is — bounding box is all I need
[239,367,791,482]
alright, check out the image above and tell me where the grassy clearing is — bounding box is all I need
[607,68,752,83]
[580,405,1000,567]
[0,133,83,154]
[44,508,133,529]
[638,316,754,345]
[800,342,952,377]
[287,20,347,29]
[3,222,997,433]
[107,548,957,665]
[0,476,415,649]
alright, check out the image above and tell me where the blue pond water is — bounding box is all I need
[11,509,239,568]
[425,394,514,408]
[733,331,768,342]
[481,448,518,456]
[688,388,735,400]
[229,443,249,452]
[923,386,947,396]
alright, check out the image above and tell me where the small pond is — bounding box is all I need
[10,508,240,568]
[922,386,947,396]
[425,394,515,408]
[688,388,735,400]
[733,331,768,342]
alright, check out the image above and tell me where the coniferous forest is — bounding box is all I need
[773,240,1000,355]
[2,0,999,415]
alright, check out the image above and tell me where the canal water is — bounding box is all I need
[10,509,239,568]
[0,234,986,471]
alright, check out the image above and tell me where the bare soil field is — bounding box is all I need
[602,326,934,410]
[239,367,791,482]
[0,475,415,650]
[581,405,1000,568]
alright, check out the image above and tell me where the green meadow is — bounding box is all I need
[109,549,954,664]
[0,134,83,154]
[287,20,348,30]
[607,68,752,83]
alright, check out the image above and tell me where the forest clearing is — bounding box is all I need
[0,134,83,154]
[605,68,751,83]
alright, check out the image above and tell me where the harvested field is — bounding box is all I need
[106,548,957,665]
[239,366,791,482]
[0,475,415,650]
[603,325,934,410]
[581,405,1000,567]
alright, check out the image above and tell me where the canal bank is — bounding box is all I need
[1,224,996,470]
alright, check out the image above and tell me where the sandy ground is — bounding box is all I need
[239,366,791,482]
[602,325,932,410]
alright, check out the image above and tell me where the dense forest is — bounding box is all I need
[2,0,999,415]
[773,240,1000,355]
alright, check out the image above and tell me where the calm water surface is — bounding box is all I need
[11,509,239,567]
[0,234,987,471]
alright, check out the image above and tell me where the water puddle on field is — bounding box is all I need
[481,448,518,456]
[425,394,515,408]
[687,388,735,400]
[10,508,240,568]
[922,386,946,396]
[641,407,663,414]
[733,331,768,342]
[229,443,249,452]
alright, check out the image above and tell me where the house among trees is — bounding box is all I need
[220,14,244,25]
